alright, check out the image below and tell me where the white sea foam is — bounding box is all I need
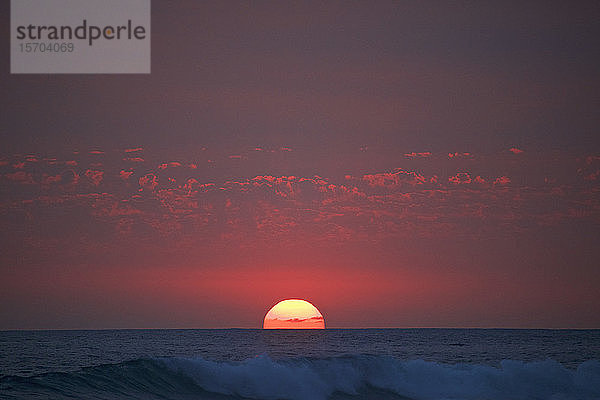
[161,355,600,400]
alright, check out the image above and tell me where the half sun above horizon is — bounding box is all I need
[263,299,325,329]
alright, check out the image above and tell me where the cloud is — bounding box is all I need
[139,173,159,191]
[276,316,324,323]
[405,152,432,158]
[362,169,427,188]
[2,147,599,252]
[158,162,183,170]
[124,157,145,163]
[84,169,104,186]
[509,147,524,154]
[119,170,134,180]
[494,176,511,185]
[448,172,472,185]
[4,171,35,184]
[448,152,473,159]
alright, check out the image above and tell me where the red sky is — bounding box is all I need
[1,1,599,329]
[1,147,599,329]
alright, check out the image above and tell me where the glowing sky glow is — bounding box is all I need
[0,1,599,329]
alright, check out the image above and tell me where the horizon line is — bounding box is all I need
[2,326,599,332]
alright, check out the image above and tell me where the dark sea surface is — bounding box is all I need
[1,329,599,399]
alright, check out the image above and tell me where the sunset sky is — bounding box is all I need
[1,1,599,329]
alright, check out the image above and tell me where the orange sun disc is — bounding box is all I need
[263,299,325,329]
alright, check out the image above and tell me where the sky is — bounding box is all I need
[1,1,599,329]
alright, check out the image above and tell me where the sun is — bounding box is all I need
[263,299,325,329]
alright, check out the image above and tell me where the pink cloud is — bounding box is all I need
[89,150,104,155]
[158,162,182,170]
[124,147,143,153]
[253,175,277,184]
[362,169,426,188]
[119,170,134,180]
[509,147,524,154]
[404,152,432,158]
[4,171,35,184]
[5,149,597,248]
[139,173,158,191]
[123,157,145,163]
[183,178,198,193]
[85,170,104,186]
[494,176,511,185]
[182,179,217,194]
[448,173,472,185]
[448,152,473,159]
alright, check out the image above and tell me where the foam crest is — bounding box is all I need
[161,355,600,400]
[3,355,599,399]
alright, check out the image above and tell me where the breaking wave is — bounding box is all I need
[2,355,599,400]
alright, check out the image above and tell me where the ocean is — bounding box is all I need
[1,329,599,399]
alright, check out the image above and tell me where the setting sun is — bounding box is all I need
[263,299,325,329]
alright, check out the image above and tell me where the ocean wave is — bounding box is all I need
[1,355,599,400]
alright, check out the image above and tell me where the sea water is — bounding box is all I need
[1,329,599,399]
